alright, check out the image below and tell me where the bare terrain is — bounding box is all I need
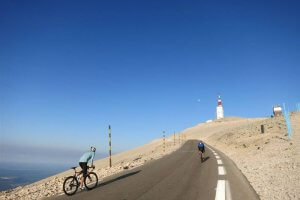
[1,113,299,200]
[188,113,300,200]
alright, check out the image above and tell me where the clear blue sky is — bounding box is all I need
[1,0,299,165]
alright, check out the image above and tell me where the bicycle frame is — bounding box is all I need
[72,165,95,178]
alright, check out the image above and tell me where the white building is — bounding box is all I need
[273,105,282,116]
[216,95,224,119]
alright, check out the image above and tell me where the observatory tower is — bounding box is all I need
[216,95,224,119]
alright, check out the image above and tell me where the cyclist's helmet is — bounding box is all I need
[91,146,96,152]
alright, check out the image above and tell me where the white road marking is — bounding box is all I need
[207,146,217,154]
[207,146,214,152]
[218,166,226,175]
[215,180,225,200]
[226,180,232,200]
[216,155,220,159]
[214,152,218,156]
[217,159,223,165]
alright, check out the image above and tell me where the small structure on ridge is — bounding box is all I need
[216,95,224,120]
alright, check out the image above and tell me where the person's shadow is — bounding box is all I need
[202,156,210,162]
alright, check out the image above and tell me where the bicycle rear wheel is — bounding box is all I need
[200,152,203,163]
[63,176,79,196]
[84,172,98,190]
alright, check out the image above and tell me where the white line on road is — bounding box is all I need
[218,166,226,175]
[214,152,218,156]
[207,146,214,152]
[217,159,223,165]
[226,180,232,200]
[215,180,225,200]
[216,155,220,159]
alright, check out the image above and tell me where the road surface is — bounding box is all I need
[50,140,259,200]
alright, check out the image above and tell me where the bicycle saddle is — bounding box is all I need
[70,167,77,170]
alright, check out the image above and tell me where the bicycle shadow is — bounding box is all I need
[96,170,141,188]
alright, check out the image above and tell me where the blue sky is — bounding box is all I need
[1,0,299,165]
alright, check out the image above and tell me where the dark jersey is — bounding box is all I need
[198,142,205,152]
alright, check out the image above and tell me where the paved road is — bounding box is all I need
[50,140,259,200]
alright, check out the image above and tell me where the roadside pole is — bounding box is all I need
[109,125,112,168]
[163,132,165,153]
[173,132,175,146]
[261,125,265,134]
[283,103,292,139]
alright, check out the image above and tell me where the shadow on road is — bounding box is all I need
[202,156,210,162]
[96,170,141,188]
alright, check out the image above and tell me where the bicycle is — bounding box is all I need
[198,149,205,163]
[63,165,98,196]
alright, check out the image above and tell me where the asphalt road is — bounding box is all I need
[50,140,259,200]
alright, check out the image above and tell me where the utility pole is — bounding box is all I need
[108,125,112,168]
[163,132,165,153]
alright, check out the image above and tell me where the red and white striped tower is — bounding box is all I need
[216,95,224,119]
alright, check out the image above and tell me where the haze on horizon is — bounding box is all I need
[0,0,299,165]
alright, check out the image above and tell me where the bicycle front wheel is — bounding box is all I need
[63,176,79,196]
[84,172,98,190]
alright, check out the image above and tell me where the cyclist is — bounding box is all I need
[197,140,205,154]
[79,146,96,190]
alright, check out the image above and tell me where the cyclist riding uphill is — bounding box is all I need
[79,146,96,189]
[197,140,205,153]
